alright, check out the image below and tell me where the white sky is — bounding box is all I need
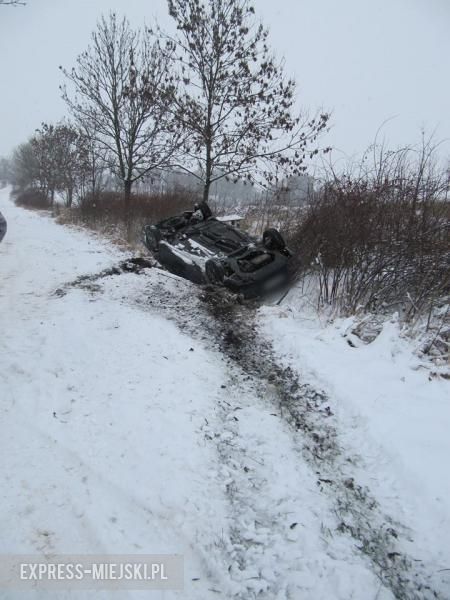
[0,0,449,159]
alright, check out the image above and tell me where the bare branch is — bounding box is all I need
[0,0,26,6]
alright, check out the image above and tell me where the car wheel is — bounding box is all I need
[143,225,162,252]
[199,202,213,219]
[263,228,286,251]
[205,259,225,284]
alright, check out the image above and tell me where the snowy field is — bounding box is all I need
[0,187,449,600]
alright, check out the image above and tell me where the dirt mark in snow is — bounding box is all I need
[65,266,443,599]
[151,281,442,600]
[55,257,154,295]
[199,290,444,600]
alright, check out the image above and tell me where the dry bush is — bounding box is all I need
[290,141,450,323]
[244,191,308,239]
[64,189,198,245]
[12,188,52,209]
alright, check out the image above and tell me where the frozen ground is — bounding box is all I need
[0,187,449,599]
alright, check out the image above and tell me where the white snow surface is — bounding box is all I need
[259,297,450,594]
[216,215,243,223]
[1,187,449,599]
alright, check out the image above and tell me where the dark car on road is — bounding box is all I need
[0,210,6,243]
[143,203,292,298]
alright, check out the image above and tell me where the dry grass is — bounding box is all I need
[57,190,198,247]
[12,188,52,209]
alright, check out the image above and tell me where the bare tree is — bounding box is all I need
[76,125,109,203]
[60,13,181,222]
[166,0,330,202]
[10,141,41,190]
[0,157,11,185]
[30,124,67,205]
[42,122,89,208]
[10,123,89,207]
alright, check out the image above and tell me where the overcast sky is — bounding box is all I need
[0,0,449,160]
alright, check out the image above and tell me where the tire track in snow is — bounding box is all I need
[140,276,443,599]
[197,290,444,600]
[66,265,445,599]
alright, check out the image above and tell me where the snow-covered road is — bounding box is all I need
[1,188,448,600]
[0,191,240,599]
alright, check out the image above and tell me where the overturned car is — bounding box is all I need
[143,203,292,298]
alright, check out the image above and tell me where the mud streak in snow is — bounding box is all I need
[66,266,442,600]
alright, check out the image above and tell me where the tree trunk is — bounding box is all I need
[124,179,132,223]
[203,179,211,203]
[203,123,213,203]
[124,178,133,240]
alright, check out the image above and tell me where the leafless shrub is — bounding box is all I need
[12,188,52,209]
[60,189,197,246]
[290,138,450,323]
[245,188,310,238]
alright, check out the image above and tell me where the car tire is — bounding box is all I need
[144,225,162,251]
[263,228,286,251]
[199,202,213,219]
[205,259,225,284]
